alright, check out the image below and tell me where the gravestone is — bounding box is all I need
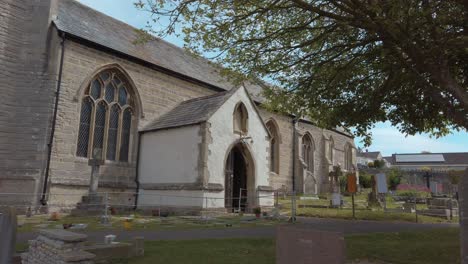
[276,225,345,264]
[0,206,17,264]
[460,168,468,264]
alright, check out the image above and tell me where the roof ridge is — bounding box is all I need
[179,90,231,104]
[66,0,223,75]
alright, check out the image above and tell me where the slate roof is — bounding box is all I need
[357,151,381,160]
[383,156,393,164]
[388,153,468,165]
[54,0,265,102]
[141,90,233,132]
[54,0,352,138]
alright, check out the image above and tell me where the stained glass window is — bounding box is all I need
[90,79,101,99]
[93,101,107,152]
[118,87,127,106]
[302,134,314,171]
[106,105,120,161]
[266,120,280,173]
[76,70,134,162]
[76,98,93,157]
[119,108,132,162]
[105,82,115,103]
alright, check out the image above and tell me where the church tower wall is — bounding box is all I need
[0,0,61,206]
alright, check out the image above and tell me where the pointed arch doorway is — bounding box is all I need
[225,143,255,212]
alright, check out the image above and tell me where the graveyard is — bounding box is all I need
[1,1,466,262]
[31,228,454,264]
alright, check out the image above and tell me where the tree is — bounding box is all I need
[135,0,467,145]
[373,159,384,168]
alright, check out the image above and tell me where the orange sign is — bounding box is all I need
[347,173,357,193]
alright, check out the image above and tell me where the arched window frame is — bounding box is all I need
[302,133,315,172]
[324,135,334,165]
[344,143,354,171]
[76,69,136,162]
[266,119,280,174]
[233,102,249,134]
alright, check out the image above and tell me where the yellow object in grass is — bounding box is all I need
[123,219,132,230]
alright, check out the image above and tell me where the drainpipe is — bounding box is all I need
[40,32,66,205]
[134,132,142,210]
[291,117,298,192]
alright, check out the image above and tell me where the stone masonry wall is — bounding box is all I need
[48,40,216,207]
[0,0,60,205]
[259,109,356,194]
[50,38,357,203]
[0,0,357,207]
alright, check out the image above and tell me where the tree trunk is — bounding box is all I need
[461,168,468,264]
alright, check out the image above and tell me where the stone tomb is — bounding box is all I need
[22,229,95,264]
[276,225,346,264]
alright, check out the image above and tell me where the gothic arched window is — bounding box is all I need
[302,134,314,172]
[326,136,335,164]
[76,70,134,162]
[266,120,280,174]
[233,102,248,134]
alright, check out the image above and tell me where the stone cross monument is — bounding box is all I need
[88,147,104,196]
[71,147,105,216]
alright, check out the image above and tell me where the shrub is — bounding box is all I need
[367,161,374,168]
[395,190,431,199]
[339,175,348,193]
[387,168,402,190]
[373,159,385,168]
[359,173,373,188]
[253,207,261,215]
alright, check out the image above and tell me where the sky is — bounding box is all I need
[77,0,468,157]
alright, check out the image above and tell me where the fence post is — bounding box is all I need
[414,196,418,223]
[205,197,208,224]
[238,188,242,213]
[159,195,162,218]
[104,192,108,219]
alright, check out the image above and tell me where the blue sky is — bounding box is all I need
[77,0,468,156]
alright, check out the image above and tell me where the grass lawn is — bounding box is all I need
[112,238,275,264]
[347,228,460,264]
[108,228,459,264]
[17,214,285,233]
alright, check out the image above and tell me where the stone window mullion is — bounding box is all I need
[76,69,135,163]
[115,107,124,162]
[101,102,110,160]
[87,101,98,158]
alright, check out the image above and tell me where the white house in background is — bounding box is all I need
[385,153,468,172]
[138,86,274,211]
[357,150,389,167]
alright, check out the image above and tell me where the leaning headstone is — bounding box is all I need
[0,206,17,264]
[132,237,145,257]
[276,225,345,264]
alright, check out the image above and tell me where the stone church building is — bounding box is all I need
[0,0,357,211]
